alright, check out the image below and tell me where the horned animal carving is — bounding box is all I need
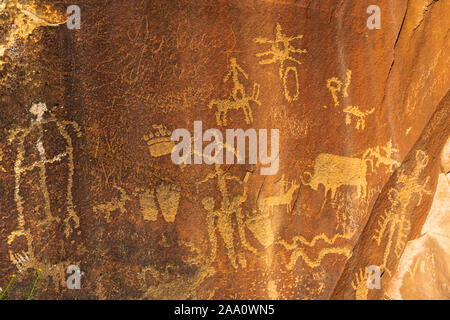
[259,176,300,214]
[300,143,399,201]
[300,153,372,200]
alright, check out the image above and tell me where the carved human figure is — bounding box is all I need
[197,164,257,268]
[7,102,81,271]
[208,58,261,126]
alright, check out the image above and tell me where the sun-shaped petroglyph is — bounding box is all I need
[255,23,307,102]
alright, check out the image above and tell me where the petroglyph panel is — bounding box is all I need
[333,92,449,299]
[1,0,448,300]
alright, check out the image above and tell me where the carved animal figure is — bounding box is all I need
[260,179,300,214]
[343,106,375,130]
[365,140,400,173]
[208,83,261,126]
[301,153,373,200]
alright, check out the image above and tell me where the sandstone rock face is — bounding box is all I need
[0,0,448,299]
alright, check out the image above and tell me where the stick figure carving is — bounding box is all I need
[373,150,431,274]
[197,164,257,269]
[7,103,81,270]
[208,58,261,126]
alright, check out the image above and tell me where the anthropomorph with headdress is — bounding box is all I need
[7,102,81,271]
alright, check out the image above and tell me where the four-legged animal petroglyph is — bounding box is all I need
[365,140,400,173]
[343,106,375,130]
[301,142,400,204]
[7,102,81,269]
[255,23,307,102]
[93,186,131,223]
[301,153,372,200]
[208,58,261,126]
[259,174,300,214]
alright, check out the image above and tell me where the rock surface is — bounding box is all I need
[0,0,448,299]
